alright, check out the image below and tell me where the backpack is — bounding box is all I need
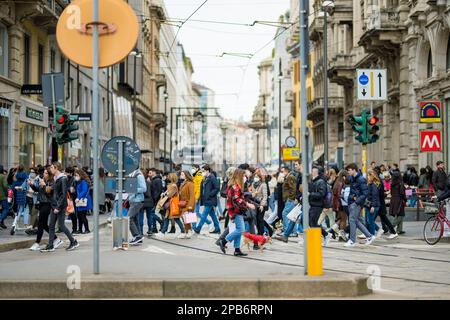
[220,178,228,198]
[324,182,333,209]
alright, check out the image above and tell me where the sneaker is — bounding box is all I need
[155,232,165,239]
[185,230,193,239]
[209,229,220,234]
[365,236,375,245]
[323,233,332,247]
[40,245,55,252]
[130,237,143,246]
[376,228,385,238]
[339,230,348,242]
[177,233,186,239]
[387,233,399,240]
[233,249,247,257]
[53,238,64,249]
[275,235,288,243]
[357,234,367,239]
[398,231,406,235]
[192,228,200,234]
[344,240,356,247]
[66,240,79,251]
[29,243,41,251]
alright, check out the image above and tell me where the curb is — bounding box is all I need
[0,221,109,253]
[0,277,372,299]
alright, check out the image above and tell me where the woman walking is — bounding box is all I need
[74,169,92,234]
[218,169,256,257]
[389,171,407,235]
[157,173,185,237]
[29,168,63,251]
[179,170,195,239]
[330,170,348,241]
[252,171,272,239]
[365,170,382,237]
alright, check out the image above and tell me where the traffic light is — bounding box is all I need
[347,108,368,144]
[367,116,380,144]
[55,107,79,145]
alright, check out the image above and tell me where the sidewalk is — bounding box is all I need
[0,213,110,252]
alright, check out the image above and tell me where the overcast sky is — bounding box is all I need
[164,0,290,121]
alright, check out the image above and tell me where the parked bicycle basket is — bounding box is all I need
[423,202,439,214]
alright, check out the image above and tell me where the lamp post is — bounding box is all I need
[163,89,168,172]
[322,0,334,169]
[220,123,227,176]
[278,58,283,171]
[130,48,142,141]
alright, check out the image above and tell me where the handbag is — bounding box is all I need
[287,204,302,222]
[66,193,75,214]
[182,211,197,224]
[75,198,88,207]
[156,195,168,210]
[169,195,181,217]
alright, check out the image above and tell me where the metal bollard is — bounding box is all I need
[306,228,323,276]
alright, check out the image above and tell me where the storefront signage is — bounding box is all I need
[420,130,442,152]
[21,84,43,95]
[419,101,441,123]
[283,148,300,161]
[26,107,44,122]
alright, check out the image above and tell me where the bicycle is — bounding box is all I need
[423,200,450,245]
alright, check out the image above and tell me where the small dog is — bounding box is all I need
[241,232,272,251]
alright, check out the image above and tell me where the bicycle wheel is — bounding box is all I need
[423,215,443,245]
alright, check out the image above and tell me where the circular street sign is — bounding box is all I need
[359,74,369,86]
[56,0,139,68]
[101,136,141,176]
[285,136,297,148]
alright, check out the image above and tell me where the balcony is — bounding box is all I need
[309,15,324,42]
[154,74,167,90]
[286,22,300,54]
[358,7,405,55]
[327,53,355,87]
[307,97,344,121]
[16,0,69,34]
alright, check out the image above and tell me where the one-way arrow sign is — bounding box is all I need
[357,69,387,101]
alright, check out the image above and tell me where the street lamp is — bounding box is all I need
[129,48,142,141]
[163,89,168,172]
[278,58,283,171]
[220,123,227,176]
[321,0,335,169]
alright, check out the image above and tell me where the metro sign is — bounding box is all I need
[420,130,442,152]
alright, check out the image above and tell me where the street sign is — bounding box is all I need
[283,148,300,161]
[56,0,139,68]
[70,113,92,121]
[357,69,387,100]
[420,130,442,152]
[420,101,441,123]
[105,177,137,194]
[101,136,141,175]
[21,84,42,95]
[285,136,297,148]
[41,73,65,107]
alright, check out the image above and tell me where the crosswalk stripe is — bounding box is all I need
[142,245,175,255]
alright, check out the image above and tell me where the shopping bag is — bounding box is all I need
[287,204,302,222]
[182,212,197,224]
[169,195,181,217]
[156,195,168,210]
[405,189,413,197]
[66,193,75,214]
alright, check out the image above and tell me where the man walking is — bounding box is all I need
[41,162,78,252]
[193,164,221,234]
[128,168,147,245]
[344,163,375,247]
[432,161,447,197]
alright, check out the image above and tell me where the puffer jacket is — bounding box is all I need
[348,171,369,206]
[193,171,203,201]
[308,175,327,208]
[200,174,219,207]
[366,182,381,208]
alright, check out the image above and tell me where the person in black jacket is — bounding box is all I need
[432,161,447,197]
[65,167,78,234]
[308,166,331,246]
[41,162,78,252]
[147,168,163,234]
[193,164,221,234]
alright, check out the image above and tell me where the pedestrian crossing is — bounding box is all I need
[141,245,175,255]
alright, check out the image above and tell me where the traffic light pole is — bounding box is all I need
[362,144,367,176]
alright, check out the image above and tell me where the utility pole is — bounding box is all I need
[163,89,168,172]
[133,54,137,141]
[300,0,310,275]
[278,58,283,171]
[323,4,328,170]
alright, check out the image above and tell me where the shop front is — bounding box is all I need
[0,97,13,168]
[18,99,48,168]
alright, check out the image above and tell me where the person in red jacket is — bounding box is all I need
[218,169,255,256]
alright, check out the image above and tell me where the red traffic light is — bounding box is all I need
[369,116,379,125]
[57,114,67,124]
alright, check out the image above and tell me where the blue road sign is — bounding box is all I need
[359,73,369,86]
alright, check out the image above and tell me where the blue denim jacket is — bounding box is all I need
[128,171,147,203]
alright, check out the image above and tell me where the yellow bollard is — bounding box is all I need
[306,228,323,276]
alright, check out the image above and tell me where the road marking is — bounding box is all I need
[142,245,175,255]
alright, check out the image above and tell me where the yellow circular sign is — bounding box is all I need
[56,0,139,68]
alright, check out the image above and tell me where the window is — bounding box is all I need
[0,23,8,77]
[446,37,450,71]
[23,34,31,83]
[69,78,74,110]
[60,56,65,75]
[338,122,344,142]
[427,48,433,78]
[38,44,44,83]
[50,48,56,72]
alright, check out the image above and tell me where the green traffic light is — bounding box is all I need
[347,109,368,144]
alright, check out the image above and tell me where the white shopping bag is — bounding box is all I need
[287,204,302,222]
[182,212,197,224]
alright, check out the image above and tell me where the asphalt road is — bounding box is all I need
[0,219,449,299]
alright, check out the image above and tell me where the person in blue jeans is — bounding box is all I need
[193,165,221,234]
[280,165,297,234]
[365,170,383,237]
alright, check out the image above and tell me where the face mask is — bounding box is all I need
[75,176,81,181]
[253,177,260,183]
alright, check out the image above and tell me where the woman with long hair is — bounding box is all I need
[330,170,348,241]
[74,169,92,234]
[29,168,63,251]
[389,171,407,235]
[179,170,195,239]
[365,170,382,237]
[252,171,268,237]
[217,169,255,256]
[157,173,185,237]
